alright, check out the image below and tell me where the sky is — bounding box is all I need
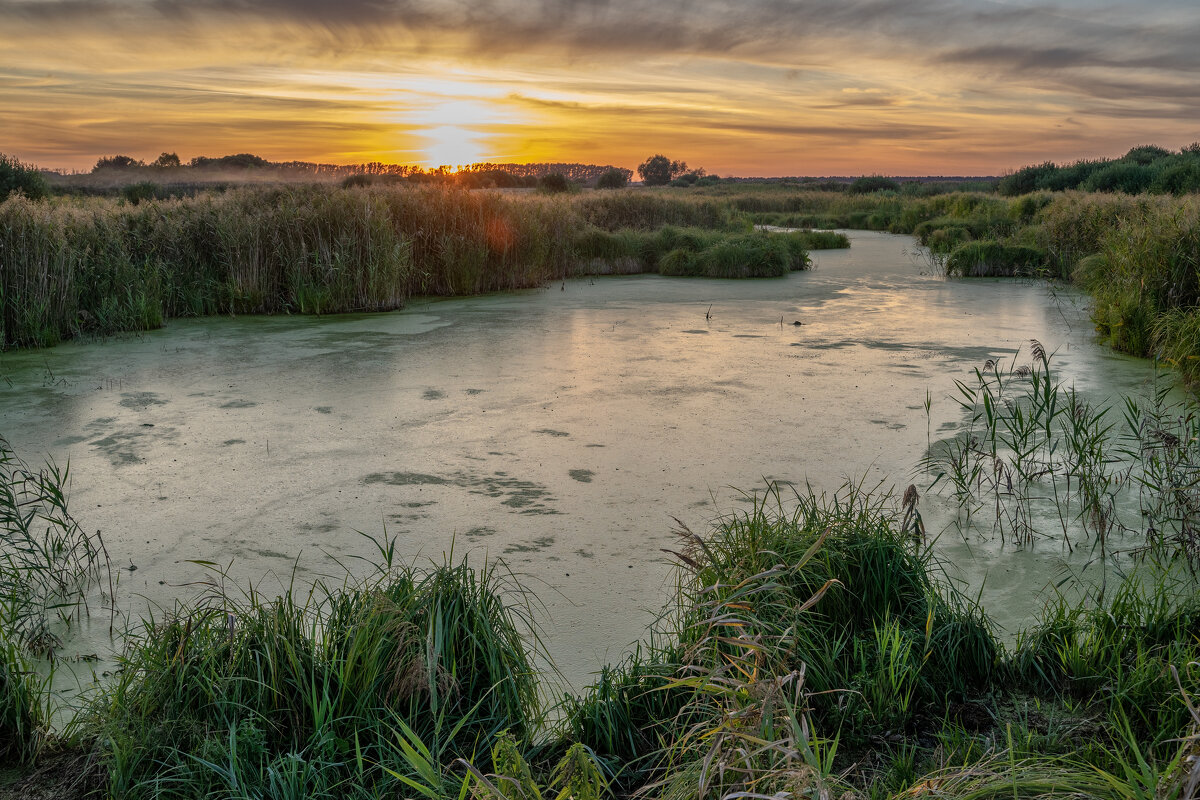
[2,0,1198,176]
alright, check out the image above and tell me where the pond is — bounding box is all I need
[0,230,1160,690]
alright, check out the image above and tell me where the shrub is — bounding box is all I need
[0,153,48,201]
[849,176,900,194]
[998,162,1058,196]
[538,173,572,193]
[1080,162,1156,194]
[594,168,629,189]
[93,155,144,171]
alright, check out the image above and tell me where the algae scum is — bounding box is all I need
[0,231,1160,687]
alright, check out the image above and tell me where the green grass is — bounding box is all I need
[79,548,541,800]
[560,483,1200,800]
[0,638,45,768]
[944,241,1047,276]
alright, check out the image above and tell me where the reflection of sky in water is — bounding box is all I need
[0,231,1161,690]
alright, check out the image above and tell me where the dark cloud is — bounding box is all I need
[5,0,1199,86]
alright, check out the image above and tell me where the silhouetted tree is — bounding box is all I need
[93,155,144,171]
[848,176,900,194]
[151,152,181,168]
[595,167,630,189]
[538,173,572,193]
[637,155,689,186]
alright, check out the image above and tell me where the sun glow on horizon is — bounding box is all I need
[390,97,528,168]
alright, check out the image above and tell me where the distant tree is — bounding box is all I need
[538,173,572,193]
[637,155,690,186]
[189,153,270,169]
[0,153,49,201]
[595,167,630,189]
[151,152,181,168]
[93,155,144,171]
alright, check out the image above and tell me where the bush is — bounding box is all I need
[0,153,48,202]
[1081,162,1156,194]
[538,173,572,193]
[594,168,629,190]
[93,154,144,171]
[848,176,900,194]
[998,162,1058,196]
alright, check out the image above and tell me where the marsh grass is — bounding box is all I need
[944,242,1047,277]
[562,483,1200,800]
[0,638,46,767]
[78,546,542,800]
[0,436,111,654]
[0,186,824,349]
[926,342,1200,569]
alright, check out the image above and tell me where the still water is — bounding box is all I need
[0,231,1158,689]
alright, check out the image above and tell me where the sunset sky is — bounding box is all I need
[2,0,1198,176]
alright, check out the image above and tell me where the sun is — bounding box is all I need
[402,98,520,169]
[422,125,487,170]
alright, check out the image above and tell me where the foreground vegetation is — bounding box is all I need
[2,437,1199,798]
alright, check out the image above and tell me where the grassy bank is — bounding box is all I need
[0,186,830,349]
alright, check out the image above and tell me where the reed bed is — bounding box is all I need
[919,343,1200,567]
[0,186,821,349]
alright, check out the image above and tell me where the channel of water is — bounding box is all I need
[0,231,1161,691]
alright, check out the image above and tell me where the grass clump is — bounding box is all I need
[82,551,540,799]
[0,639,45,768]
[945,241,1046,277]
[562,483,1200,799]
